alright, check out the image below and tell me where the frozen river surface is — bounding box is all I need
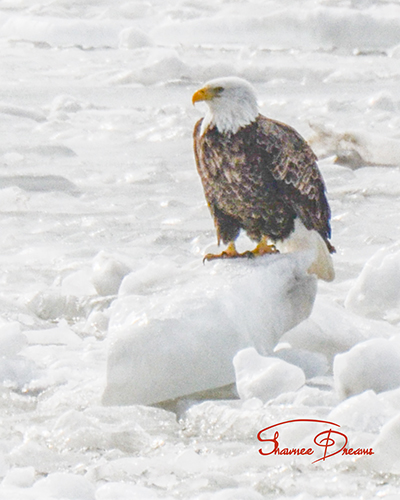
[1,0,400,498]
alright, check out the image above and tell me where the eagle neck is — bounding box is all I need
[200,104,259,136]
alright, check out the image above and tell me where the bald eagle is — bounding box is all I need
[192,77,335,282]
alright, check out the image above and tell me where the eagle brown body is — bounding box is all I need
[194,115,334,252]
[192,76,335,281]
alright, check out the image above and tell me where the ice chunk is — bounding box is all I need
[334,337,400,399]
[0,452,8,478]
[368,91,398,113]
[27,291,81,321]
[0,187,28,212]
[309,123,400,167]
[139,49,190,85]
[103,253,317,406]
[24,324,82,346]
[118,258,179,296]
[345,243,400,323]
[0,322,26,357]
[32,472,95,500]
[274,346,329,379]
[0,322,36,391]
[1,16,123,49]
[91,251,131,296]
[233,347,305,402]
[282,296,399,362]
[173,449,207,475]
[2,467,35,488]
[329,390,393,433]
[48,95,92,116]
[83,310,109,338]
[96,482,160,500]
[0,103,46,122]
[50,407,158,454]
[152,6,400,52]
[370,413,400,474]
[62,269,97,297]
[0,358,37,389]
[119,27,153,49]
[0,175,79,195]
[195,488,264,500]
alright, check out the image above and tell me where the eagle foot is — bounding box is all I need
[251,244,279,256]
[203,248,255,263]
[203,239,279,263]
[251,237,279,256]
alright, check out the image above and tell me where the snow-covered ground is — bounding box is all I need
[1,0,400,498]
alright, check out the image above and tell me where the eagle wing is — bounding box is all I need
[256,115,333,249]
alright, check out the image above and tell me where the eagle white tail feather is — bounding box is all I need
[307,231,335,282]
[276,219,335,282]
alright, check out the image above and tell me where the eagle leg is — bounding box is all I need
[251,236,279,256]
[203,242,253,262]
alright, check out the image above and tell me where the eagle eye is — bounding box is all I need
[214,86,224,95]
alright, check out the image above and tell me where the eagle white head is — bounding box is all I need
[192,76,259,135]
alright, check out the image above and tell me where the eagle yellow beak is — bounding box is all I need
[192,86,218,105]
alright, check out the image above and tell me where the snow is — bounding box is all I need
[0,0,399,497]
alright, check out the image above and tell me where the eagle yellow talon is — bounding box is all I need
[251,237,279,256]
[203,240,278,262]
[203,242,240,262]
[203,251,253,262]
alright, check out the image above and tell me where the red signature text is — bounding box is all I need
[257,419,374,464]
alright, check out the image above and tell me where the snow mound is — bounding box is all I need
[334,337,400,399]
[345,243,400,323]
[233,347,305,402]
[103,253,317,406]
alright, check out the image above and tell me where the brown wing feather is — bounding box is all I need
[256,115,334,250]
